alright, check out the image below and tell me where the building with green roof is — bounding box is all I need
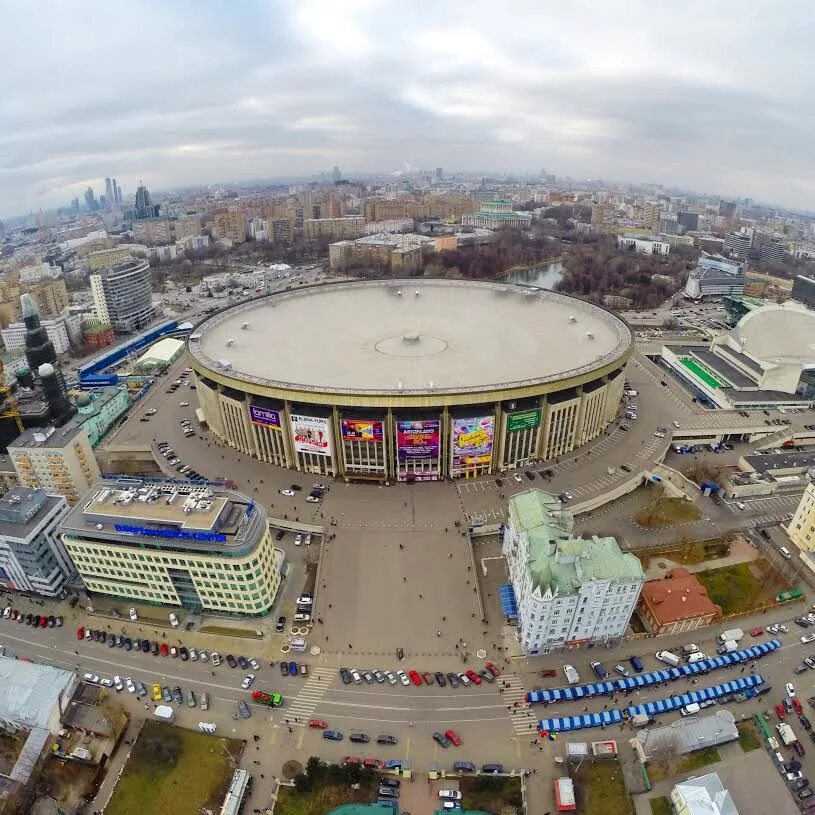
[461,199,532,230]
[502,489,643,654]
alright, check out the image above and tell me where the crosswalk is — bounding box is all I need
[285,668,338,725]
[502,673,538,735]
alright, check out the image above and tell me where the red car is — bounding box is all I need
[342,756,361,765]
[422,672,434,686]
[409,670,423,686]
[39,615,48,627]
[777,703,787,719]
[750,627,764,637]
[794,697,804,715]
[484,662,501,678]
[362,758,382,768]
[793,740,806,757]
[540,669,558,678]
[444,729,462,746]
[76,626,85,640]
[160,644,169,656]
[309,719,328,729]
[465,669,482,685]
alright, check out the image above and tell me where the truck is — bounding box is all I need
[195,407,207,427]
[154,705,175,723]
[717,640,739,654]
[563,664,580,684]
[629,713,654,728]
[251,690,284,707]
[777,722,798,747]
[718,628,744,644]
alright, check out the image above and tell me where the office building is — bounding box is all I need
[502,490,643,654]
[213,211,247,244]
[718,200,737,219]
[683,255,746,299]
[90,257,154,333]
[332,165,342,183]
[617,234,671,255]
[791,275,815,309]
[670,773,739,815]
[789,483,815,553]
[461,200,532,230]
[637,568,722,634]
[724,229,752,260]
[84,187,96,212]
[59,480,283,615]
[677,211,699,231]
[104,178,114,209]
[8,424,100,506]
[132,182,159,220]
[303,216,366,242]
[0,487,73,597]
[114,180,122,204]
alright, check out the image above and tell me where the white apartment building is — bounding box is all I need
[1,312,73,354]
[8,424,101,506]
[789,482,815,553]
[616,234,671,255]
[502,490,644,654]
[246,217,269,241]
[0,487,73,597]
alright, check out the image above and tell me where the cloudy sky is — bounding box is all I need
[2,0,814,217]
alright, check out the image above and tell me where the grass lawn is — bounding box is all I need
[648,747,721,783]
[199,625,262,638]
[737,721,762,752]
[275,781,379,815]
[105,721,242,815]
[572,761,633,815]
[634,497,701,528]
[696,560,788,616]
[639,538,730,569]
[650,797,672,815]
[458,775,523,814]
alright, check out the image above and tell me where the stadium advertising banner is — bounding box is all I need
[397,419,440,461]
[290,414,332,456]
[452,416,495,467]
[507,408,542,433]
[249,405,282,430]
[341,419,384,443]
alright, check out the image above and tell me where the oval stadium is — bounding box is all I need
[186,279,634,481]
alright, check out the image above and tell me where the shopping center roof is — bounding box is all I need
[191,279,632,395]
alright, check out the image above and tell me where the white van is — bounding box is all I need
[680,703,700,717]
[290,637,307,652]
[780,547,792,559]
[655,650,681,667]
[687,652,707,664]
[563,664,580,684]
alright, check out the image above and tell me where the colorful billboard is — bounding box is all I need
[249,404,282,430]
[397,419,440,461]
[452,415,495,467]
[290,414,332,456]
[507,408,542,433]
[341,419,384,443]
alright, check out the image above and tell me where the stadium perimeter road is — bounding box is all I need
[6,593,815,814]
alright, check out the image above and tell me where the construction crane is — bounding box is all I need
[0,361,23,433]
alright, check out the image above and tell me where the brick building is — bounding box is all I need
[637,568,722,635]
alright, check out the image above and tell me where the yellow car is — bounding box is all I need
[152,683,162,702]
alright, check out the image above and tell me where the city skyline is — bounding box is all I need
[2,0,815,217]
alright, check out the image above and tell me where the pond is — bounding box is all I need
[503,260,564,289]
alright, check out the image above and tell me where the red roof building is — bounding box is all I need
[637,568,722,635]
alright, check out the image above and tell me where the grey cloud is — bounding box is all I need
[1,0,814,215]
